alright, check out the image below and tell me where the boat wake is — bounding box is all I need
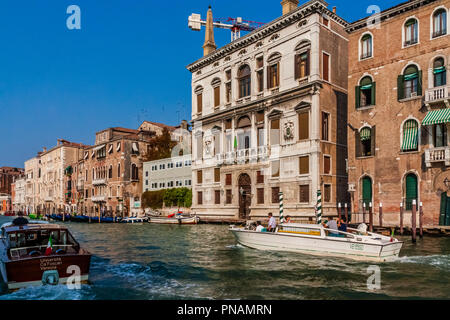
[394,254,450,270]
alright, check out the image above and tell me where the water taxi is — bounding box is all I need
[230,223,403,262]
[148,215,199,225]
[0,219,91,290]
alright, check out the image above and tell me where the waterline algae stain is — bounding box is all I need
[0,216,449,299]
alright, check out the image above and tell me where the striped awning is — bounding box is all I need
[422,109,450,126]
[360,127,371,141]
[401,120,418,151]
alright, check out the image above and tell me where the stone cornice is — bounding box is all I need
[186,0,349,73]
[346,0,438,33]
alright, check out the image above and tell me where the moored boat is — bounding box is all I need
[230,223,403,262]
[120,216,148,223]
[148,215,199,225]
[0,218,91,290]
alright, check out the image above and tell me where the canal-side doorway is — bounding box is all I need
[238,173,251,220]
[440,192,450,226]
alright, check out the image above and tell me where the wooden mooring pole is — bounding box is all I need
[379,202,383,227]
[419,202,423,239]
[363,202,366,224]
[369,202,373,232]
[400,202,404,235]
[344,203,349,223]
[338,203,342,219]
[411,200,417,243]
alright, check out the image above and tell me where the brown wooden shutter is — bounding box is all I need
[371,126,376,156]
[324,156,331,174]
[198,191,203,205]
[214,168,220,182]
[256,111,264,123]
[267,66,271,88]
[225,119,232,130]
[299,156,309,175]
[226,189,232,204]
[215,190,220,204]
[257,188,264,204]
[271,187,280,203]
[323,53,329,81]
[299,185,310,203]
[226,174,232,185]
[306,50,311,76]
[214,86,220,108]
[197,93,203,113]
[324,185,331,202]
[294,54,300,80]
[257,170,264,184]
[355,131,362,158]
[197,170,203,184]
[298,112,309,140]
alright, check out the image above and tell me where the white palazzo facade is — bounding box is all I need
[187,0,350,221]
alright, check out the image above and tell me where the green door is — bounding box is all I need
[405,174,418,211]
[439,192,447,226]
[362,177,372,208]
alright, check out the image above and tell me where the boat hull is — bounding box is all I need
[3,253,91,290]
[148,216,199,224]
[230,229,402,262]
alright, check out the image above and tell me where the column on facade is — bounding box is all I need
[251,112,257,150]
[310,23,320,82]
[310,91,321,205]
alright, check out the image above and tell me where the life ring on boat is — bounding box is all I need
[55,249,66,255]
[168,213,175,218]
[28,250,40,257]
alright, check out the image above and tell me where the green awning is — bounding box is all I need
[361,84,373,90]
[404,73,418,80]
[360,127,371,141]
[434,66,446,74]
[401,120,418,151]
[422,109,450,126]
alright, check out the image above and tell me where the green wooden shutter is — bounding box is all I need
[355,86,361,109]
[417,70,423,96]
[371,126,376,156]
[371,82,376,105]
[397,75,404,100]
[355,131,361,157]
[362,177,372,207]
[405,174,418,210]
[440,192,447,226]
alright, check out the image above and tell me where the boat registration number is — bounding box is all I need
[350,243,364,251]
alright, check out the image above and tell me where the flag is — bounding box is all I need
[234,136,237,149]
[45,234,53,256]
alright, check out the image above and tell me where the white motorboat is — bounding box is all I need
[120,216,148,224]
[148,215,199,225]
[230,223,403,262]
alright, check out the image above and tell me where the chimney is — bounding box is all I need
[43,147,47,153]
[333,6,336,14]
[281,0,299,15]
[203,6,216,56]
[181,120,188,130]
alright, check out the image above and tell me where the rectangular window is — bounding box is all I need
[299,185,310,203]
[257,188,264,204]
[271,187,280,204]
[215,190,221,205]
[214,86,220,108]
[322,112,329,141]
[270,119,280,145]
[196,134,203,160]
[322,52,330,82]
[324,155,331,175]
[257,170,264,184]
[226,189,232,204]
[214,168,220,183]
[225,70,232,103]
[298,112,309,140]
[226,174,232,186]
[257,127,265,147]
[256,56,264,92]
[198,191,203,205]
[272,160,280,178]
[197,170,203,184]
[197,93,203,114]
[295,51,310,80]
[268,63,279,89]
[225,119,232,130]
[299,156,309,175]
[324,184,331,202]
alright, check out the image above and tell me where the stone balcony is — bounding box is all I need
[425,146,450,167]
[44,196,53,202]
[91,195,106,202]
[92,178,107,186]
[216,146,269,166]
[425,85,450,107]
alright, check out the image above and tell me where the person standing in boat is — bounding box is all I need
[322,217,339,235]
[267,213,277,232]
[338,217,347,232]
[285,215,292,224]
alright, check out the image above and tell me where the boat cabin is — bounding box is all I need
[1,223,81,260]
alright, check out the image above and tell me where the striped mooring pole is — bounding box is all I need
[279,192,285,224]
[316,190,322,224]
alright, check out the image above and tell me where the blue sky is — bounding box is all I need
[0,0,401,167]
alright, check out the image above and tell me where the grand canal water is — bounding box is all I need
[0,215,449,300]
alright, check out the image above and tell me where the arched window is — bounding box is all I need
[211,78,221,108]
[131,164,139,181]
[404,18,419,46]
[295,41,311,79]
[267,53,281,89]
[356,76,376,108]
[236,116,251,150]
[432,9,447,38]
[398,65,422,100]
[404,173,418,211]
[360,34,373,59]
[238,65,251,98]
[359,127,373,157]
[194,85,203,114]
[433,57,447,87]
[401,119,419,152]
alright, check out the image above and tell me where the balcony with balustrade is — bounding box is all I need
[425,146,450,167]
[425,85,450,107]
[216,146,270,166]
[92,178,107,186]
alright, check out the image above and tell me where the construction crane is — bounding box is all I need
[188,13,265,41]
